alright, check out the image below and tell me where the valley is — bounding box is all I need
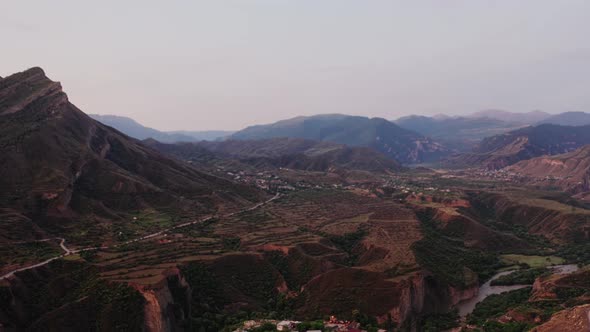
[1,68,590,332]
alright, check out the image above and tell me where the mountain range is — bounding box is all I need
[467,109,551,124]
[89,114,233,143]
[231,114,450,163]
[90,110,590,168]
[394,115,525,151]
[537,111,590,126]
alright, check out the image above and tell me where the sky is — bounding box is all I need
[2,1,590,131]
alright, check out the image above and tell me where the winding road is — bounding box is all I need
[0,193,280,281]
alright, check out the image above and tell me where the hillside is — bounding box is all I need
[506,144,590,193]
[89,114,232,142]
[231,114,450,164]
[0,68,263,246]
[395,115,524,151]
[448,124,590,169]
[147,137,403,173]
[537,111,590,126]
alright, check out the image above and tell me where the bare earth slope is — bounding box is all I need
[506,144,590,194]
[0,67,264,247]
[449,124,590,169]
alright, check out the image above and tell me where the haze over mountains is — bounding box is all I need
[536,111,590,126]
[394,115,525,151]
[467,110,551,124]
[92,108,590,170]
[89,114,233,143]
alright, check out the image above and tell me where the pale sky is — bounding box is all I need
[2,1,589,131]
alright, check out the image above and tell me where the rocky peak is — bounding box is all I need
[0,67,66,115]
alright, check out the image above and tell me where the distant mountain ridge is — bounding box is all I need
[449,124,590,169]
[537,111,590,126]
[394,115,525,151]
[467,110,551,124]
[89,114,233,143]
[231,114,450,164]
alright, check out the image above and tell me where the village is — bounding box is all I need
[232,316,389,332]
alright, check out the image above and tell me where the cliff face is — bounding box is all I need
[0,67,66,116]
[136,268,190,332]
[383,272,477,325]
[132,248,474,330]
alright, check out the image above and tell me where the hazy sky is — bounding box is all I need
[2,1,590,131]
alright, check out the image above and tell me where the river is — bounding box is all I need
[456,264,579,317]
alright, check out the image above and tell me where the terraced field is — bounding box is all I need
[77,188,424,291]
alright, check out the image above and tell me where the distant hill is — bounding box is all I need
[468,110,550,124]
[0,67,262,244]
[537,111,590,126]
[89,114,232,142]
[231,114,450,164]
[395,115,524,151]
[448,124,590,169]
[146,137,403,173]
[506,144,590,193]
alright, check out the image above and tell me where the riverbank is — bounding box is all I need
[456,263,580,317]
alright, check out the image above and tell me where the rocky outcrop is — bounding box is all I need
[0,67,67,116]
[531,304,590,332]
[135,268,189,332]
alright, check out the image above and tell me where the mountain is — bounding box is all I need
[395,115,524,151]
[231,114,450,164]
[506,144,590,193]
[168,129,233,141]
[449,124,590,169]
[537,111,590,126]
[0,67,263,245]
[468,110,551,124]
[89,114,233,142]
[147,137,403,173]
